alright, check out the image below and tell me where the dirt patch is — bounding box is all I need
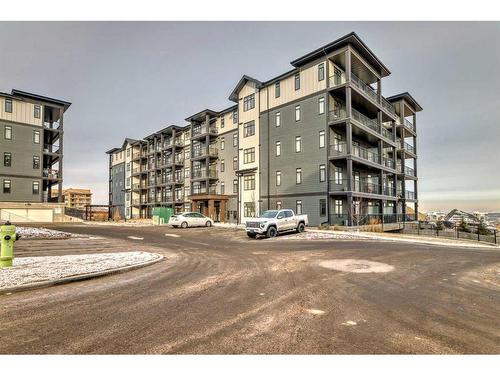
[319,259,394,273]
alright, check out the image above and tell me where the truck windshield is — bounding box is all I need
[259,210,278,218]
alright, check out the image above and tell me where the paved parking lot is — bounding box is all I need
[0,224,499,354]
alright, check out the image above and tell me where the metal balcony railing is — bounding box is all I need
[192,123,218,137]
[43,121,61,130]
[405,166,415,176]
[192,186,217,195]
[352,145,379,164]
[404,118,415,132]
[330,178,395,197]
[192,146,218,158]
[351,108,380,133]
[191,169,217,179]
[329,107,347,121]
[404,142,415,154]
[43,169,60,179]
[328,72,346,87]
[350,73,396,115]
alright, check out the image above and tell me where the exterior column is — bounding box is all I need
[220,199,226,223]
[347,193,353,226]
[345,48,351,81]
[346,121,353,192]
[208,199,215,220]
[58,108,64,203]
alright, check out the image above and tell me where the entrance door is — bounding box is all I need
[214,201,221,222]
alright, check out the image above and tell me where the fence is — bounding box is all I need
[402,222,498,245]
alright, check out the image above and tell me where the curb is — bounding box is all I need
[0,254,164,295]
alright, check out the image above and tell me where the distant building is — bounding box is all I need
[60,188,92,210]
[444,209,481,225]
[426,211,446,222]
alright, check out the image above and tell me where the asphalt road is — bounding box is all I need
[1,224,499,354]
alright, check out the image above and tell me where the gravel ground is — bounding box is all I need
[16,227,79,239]
[0,251,161,290]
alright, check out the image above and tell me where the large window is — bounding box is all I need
[319,199,327,217]
[294,73,300,90]
[244,202,256,218]
[32,181,40,195]
[334,166,343,184]
[3,152,11,167]
[318,63,325,81]
[243,93,255,111]
[275,81,280,98]
[221,117,225,129]
[296,168,302,184]
[33,156,40,169]
[244,175,255,190]
[221,139,225,150]
[233,179,238,193]
[220,159,225,172]
[295,105,301,121]
[319,130,325,148]
[276,171,281,186]
[334,199,343,214]
[4,125,12,140]
[233,133,238,147]
[295,136,301,153]
[233,156,238,170]
[275,141,281,157]
[34,105,41,119]
[319,164,326,182]
[232,109,238,124]
[275,112,281,127]
[3,179,11,194]
[319,97,325,114]
[243,121,255,137]
[243,148,255,164]
[5,99,12,113]
[220,182,225,194]
[296,200,303,215]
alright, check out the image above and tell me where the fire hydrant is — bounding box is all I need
[0,221,20,268]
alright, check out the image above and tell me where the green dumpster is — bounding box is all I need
[153,207,173,225]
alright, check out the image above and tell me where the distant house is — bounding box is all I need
[426,211,446,222]
[444,209,481,225]
[58,188,92,210]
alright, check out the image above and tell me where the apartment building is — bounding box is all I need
[58,188,92,210]
[107,32,421,227]
[0,89,70,204]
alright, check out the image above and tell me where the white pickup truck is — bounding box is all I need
[245,209,309,238]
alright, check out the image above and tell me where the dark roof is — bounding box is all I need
[228,75,263,102]
[10,89,72,111]
[121,138,139,148]
[105,147,121,155]
[262,68,297,86]
[290,32,391,78]
[386,92,423,112]
[185,109,219,122]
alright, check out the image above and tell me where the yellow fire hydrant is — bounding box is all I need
[0,221,19,268]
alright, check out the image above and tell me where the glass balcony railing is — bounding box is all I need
[328,72,346,87]
[192,123,218,137]
[350,72,396,115]
[191,169,217,179]
[351,108,380,133]
[192,146,218,158]
[329,178,396,197]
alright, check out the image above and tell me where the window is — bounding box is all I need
[318,63,325,81]
[4,125,12,140]
[33,156,40,169]
[319,130,325,148]
[126,162,130,172]
[243,148,255,164]
[276,171,281,186]
[184,186,190,197]
[233,156,238,170]
[30,181,38,195]
[221,139,225,150]
[126,148,130,157]
[319,97,325,114]
[233,133,238,147]
[295,136,301,153]
[243,121,255,137]
[3,179,11,194]
[294,73,300,90]
[334,166,343,184]
[243,93,255,111]
[295,105,301,121]
[233,179,238,193]
[34,105,41,119]
[319,199,327,217]
[296,200,303,215]
[274,141,281,157]
[276,201,282,210]
[244,202,255,217]
[334,199,343,214]
[244,175,255,190]
[5,99,12,113]
[232,109,238,124]
[3,152,11,167]
[275,81,280,98]
[319,164,326,182]
[221,117,225,129]
[185,148,190,159]
[185,167,190,179]
[296,168,302,184]
[275,112,281,127]
[220,159,225,172]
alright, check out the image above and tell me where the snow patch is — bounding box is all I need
[16,227,77,239]
[306,309,326,315]
[319,259,394,273]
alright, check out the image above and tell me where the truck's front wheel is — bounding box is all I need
[266,226,278,238]
[296,222,305,233]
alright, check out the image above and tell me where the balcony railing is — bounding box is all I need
[404,142,415,154]
[404,118,415,132]
[43,145,61,154]
[381,97,396,115]
[328,72,346,87]
[191,169,217,179]
[382,156,395,169]
[381,127,395,142]
[405,166,415,176]
[192,146,218,158]
[43,121,61,130]
[351,108,380,133]
[350,72,396,115]
[330,178,396,197]
[43,169,60,179]
[192,124,218,137]
[329,107,347,122]
[174,154,184,164]
[329,213,417,226]
[352,144,379,164]
[192,186,217,195]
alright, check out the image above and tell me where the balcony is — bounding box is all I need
[328,72,347,88]
[350,72,396,115]
[351,108,380,133]
[353,144,379,164]
[43,169,60,179]
[192,146,218,158]
[192,186,217,195]
[43,121,61,130]
[330,178,396,197]
[404,142,415,154]
[397,118,416,133]
[43,145,61,154]
[191,169,217,179]
[192,123,218,138]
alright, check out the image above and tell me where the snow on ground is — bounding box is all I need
[16,227,78,239]
[273,230,372,241]
[0,251,161,290]
[83,221,153,227]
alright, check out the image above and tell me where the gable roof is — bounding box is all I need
[228,75,263,102]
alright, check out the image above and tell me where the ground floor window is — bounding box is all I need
[334,199,342,214]
[3,179,11,194]
[32,181,39,195]
[296,200,303,215]
[244,202,255,217]
[319,199,326,217]
[276,201,282,210]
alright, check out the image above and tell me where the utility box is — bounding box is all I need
[153,207,173,225]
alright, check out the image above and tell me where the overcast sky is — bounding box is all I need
[0,22,499,212]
